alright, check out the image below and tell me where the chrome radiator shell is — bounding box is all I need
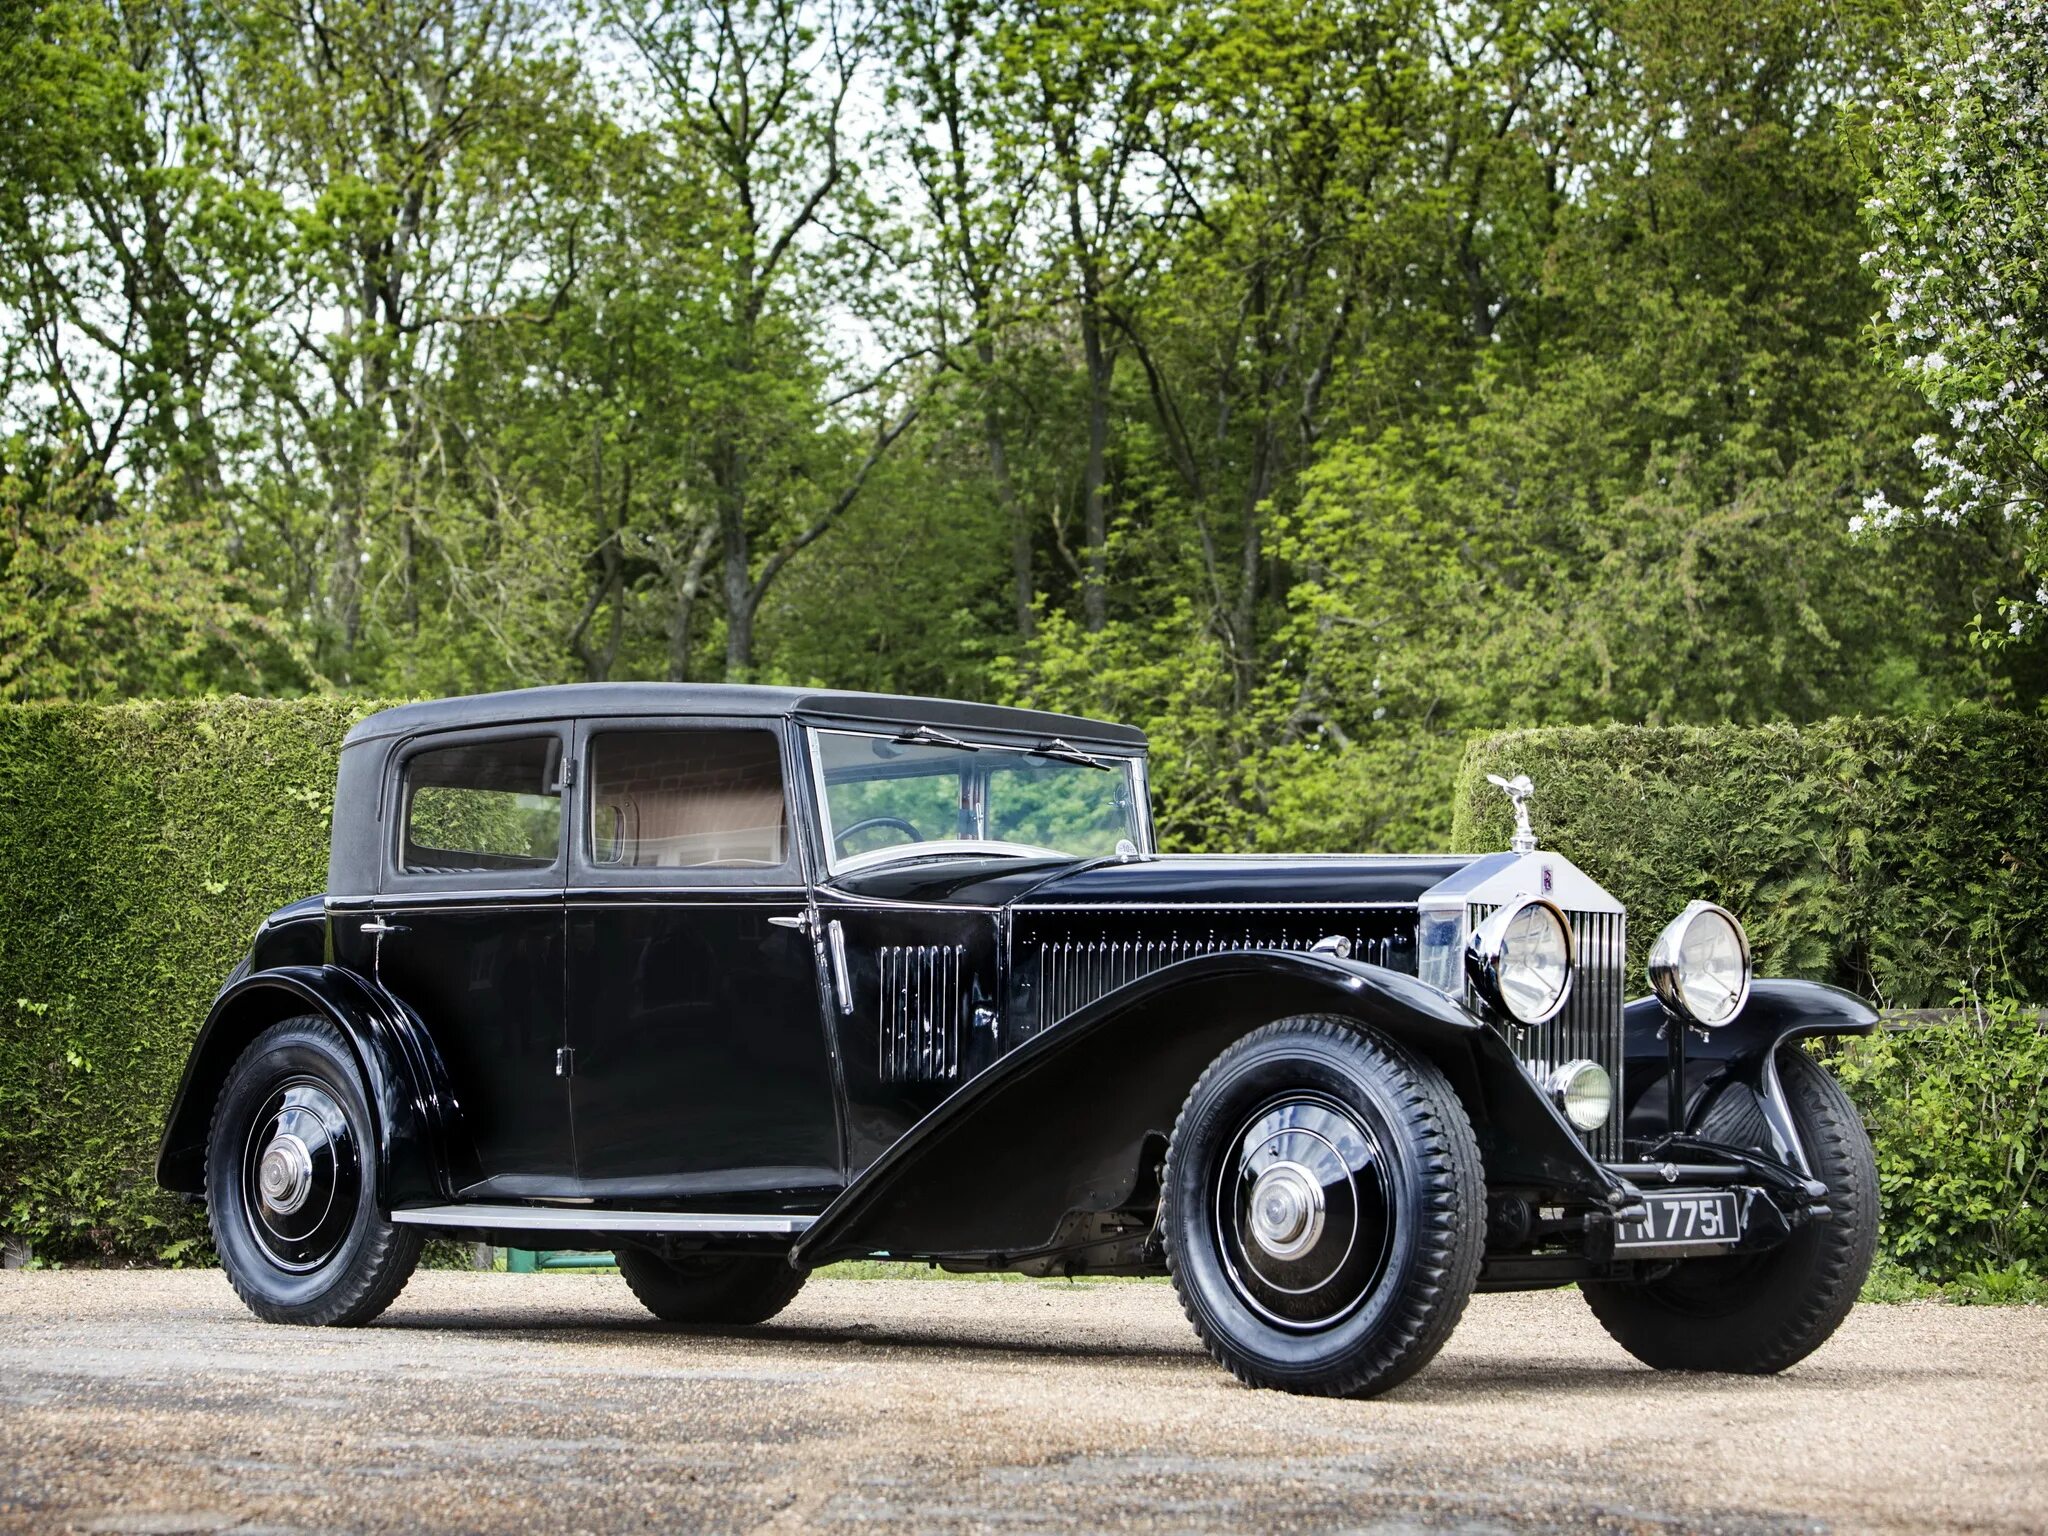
[1469,903,1627,1162]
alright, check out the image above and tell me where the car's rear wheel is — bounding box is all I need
[206,1015,422,1325]
[616,1248,808,1325]
[1583,1049,1878,1372]
[1162,1016,1485,1397]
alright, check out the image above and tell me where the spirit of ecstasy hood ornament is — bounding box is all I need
[1486,773,1539,855]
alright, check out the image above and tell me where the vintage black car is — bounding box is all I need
[158,684,1879,1396]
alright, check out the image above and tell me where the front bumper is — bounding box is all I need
[1477,1132,1831,1288]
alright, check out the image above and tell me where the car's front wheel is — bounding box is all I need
[1162,1016,1486,1397]
[616,1248,808,1325]
[206,1015,422,1325]
[1582,1048,1878,1372]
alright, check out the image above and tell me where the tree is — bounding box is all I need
[214,0,580,680]
[1862,0,2048,635]
[613,0,926,679]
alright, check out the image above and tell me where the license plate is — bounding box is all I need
[1614,1190,1742,1250]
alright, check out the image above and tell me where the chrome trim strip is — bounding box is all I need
[1017,900,1415,913]
[335,898,565,913]
[817,893,1008,913]
[563,887,809,902]
[827,919,854,1015]
[390,1205,815,1235]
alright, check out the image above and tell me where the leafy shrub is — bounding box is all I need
[1454,710,2048,1006]
[1835,997,2048,1282]
[0,698,379,1261]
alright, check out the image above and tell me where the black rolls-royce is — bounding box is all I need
[157,684,1879,1396]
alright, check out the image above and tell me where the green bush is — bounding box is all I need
[1453,710,2048,1006]
[1456,711,2048,1283]
[0,698,380,1261]
[1835,997,2048,1284]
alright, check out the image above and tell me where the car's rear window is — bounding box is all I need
[402,737,562,874]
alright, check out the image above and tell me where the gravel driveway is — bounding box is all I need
[1,1270,2042,1534]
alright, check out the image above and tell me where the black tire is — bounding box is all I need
[1583,1049,1879,1373]
[1162,1016,1486,1398]
[206,1015,422,1326]
[616,1248,808,1325]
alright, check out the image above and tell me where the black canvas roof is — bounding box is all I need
[341,683,1146,750]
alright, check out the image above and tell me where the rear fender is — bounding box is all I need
[791,949,1619,1268]
[1621,978,1878,1176]
[155,965,473,1205]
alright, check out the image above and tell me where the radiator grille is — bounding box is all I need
[1035,926,1405,1033]
[1472,903,1627,1162]
[878,944,964,1082]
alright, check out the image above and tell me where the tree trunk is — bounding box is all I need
[1079,302,1112,634]
[977,341,1033,640]
[667,520,718,682]
[718,441,754,679]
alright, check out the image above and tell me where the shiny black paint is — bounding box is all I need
[792,949,1624,1268]
[339,895,572,1188]
[818,899,1004,1171]
[156,964,469,1205]
[1013,853,1472,910]
[250,895,328,970]
[1620,978,1878,1168]
[565,888,841,1200]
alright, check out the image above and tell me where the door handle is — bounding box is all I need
[360,918,408,936]
[767,913,814,934]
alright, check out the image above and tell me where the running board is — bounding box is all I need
[389,1204,815,1236]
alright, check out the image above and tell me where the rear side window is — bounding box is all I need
[403,736,563,874]
[588,729,787,870]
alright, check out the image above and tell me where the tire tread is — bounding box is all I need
[1163,1015,1485,1398]
[205,1014,423,1327]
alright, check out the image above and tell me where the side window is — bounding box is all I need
[402,736,563,874]
[588,729,787,870]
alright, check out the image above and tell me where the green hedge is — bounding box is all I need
[4,701,2043,1283]
[1456,710,2048,1284]
[1454,710,2048,1005]
[0,698,380,1262]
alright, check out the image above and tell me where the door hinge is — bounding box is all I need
[555,1046,575,1078]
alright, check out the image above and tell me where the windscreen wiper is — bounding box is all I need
[889,724,978,750]
[1027,737,1111,770]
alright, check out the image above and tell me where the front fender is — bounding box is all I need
[155,965,471,1205]
[791,948,1618,1269]
[1622,977,1878,1175]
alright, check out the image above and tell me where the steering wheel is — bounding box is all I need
[835,815,927,856]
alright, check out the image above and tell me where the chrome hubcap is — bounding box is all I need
[1247,1160,1324,1261]
[257,1134,314,1215]
[240,1078,359,1273]
[1214,1092,1395,1332]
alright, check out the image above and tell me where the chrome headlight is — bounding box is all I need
[1648,900,1751,1027]
[1547,1059,1613,1131]
[1466,897,1574,1025]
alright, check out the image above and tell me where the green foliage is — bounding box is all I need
[1454,712,2048,1005]
[1836,997,2048,1283]
[0,696,380,1260]
[1862,0,2048,631]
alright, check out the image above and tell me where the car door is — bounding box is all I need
[344,725,573,1193]
[564,717,842,1204]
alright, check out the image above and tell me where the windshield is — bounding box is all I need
[810,727,1148,871]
